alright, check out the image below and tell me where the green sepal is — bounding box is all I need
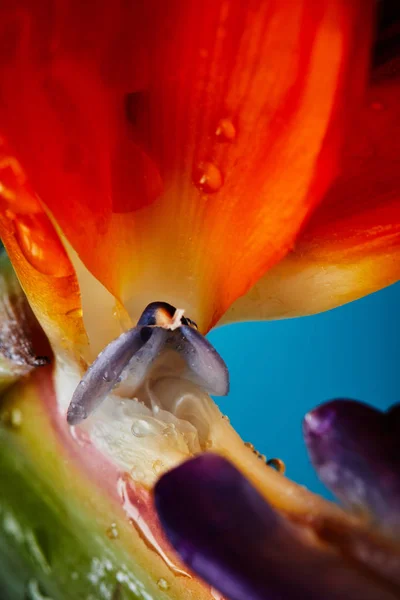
[0,421,159,600]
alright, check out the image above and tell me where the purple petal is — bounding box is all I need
[67,298,229,424]
[303,399,400,533]
[154,454,394,600]
[167,325,229,396]
[67,327,156,424]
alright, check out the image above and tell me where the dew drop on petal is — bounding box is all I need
[65,307,83,319]
[267,457,286,474]
[12,214,74,277]
[157,578,170,591]
[131,417,164,438]
[162,422,178,441]
[215,118,236,141]
[194,162,223,193]
[106,522,119,539]
[102,371,112,382]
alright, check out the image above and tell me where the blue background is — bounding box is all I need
[209,281,399,499]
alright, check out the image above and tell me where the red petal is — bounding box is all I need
[0,136,85,352]
[0,0,373,333]
[222,54,400,322]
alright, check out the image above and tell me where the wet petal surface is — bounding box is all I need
[167,325,229,396]
[0,0,373,336]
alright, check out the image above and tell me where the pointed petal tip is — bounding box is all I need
[177,326,230,396]
[303,405,336,437]
[304,399,400,532]
[66,402,88,426]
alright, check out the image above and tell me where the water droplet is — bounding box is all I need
[131,417,161,438]
[267,457,286,474]
[65,307,83,319]
[117,476,190,578]
[13,214,73,277]
[157,578,170,591]
[194,162,223,193]
[106,522,119,539]
[215,118,236,141]
[152,460,163,475]
[222,414,230,423]
[162,423,177,440]
[10,408,22,428]
[68,402,88,423]
[102,371,112,382]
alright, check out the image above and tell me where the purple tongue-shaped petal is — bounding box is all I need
[167,325,229,396]
[304,399,400,533]
[67,301,228,425]
[154,454,395,600]
[67,327,165,424]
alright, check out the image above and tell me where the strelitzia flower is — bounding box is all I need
[0,1,399,599]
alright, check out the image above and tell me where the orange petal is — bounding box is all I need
[222,54,400,322]
[0,0,373,335]
[0,137,86,356]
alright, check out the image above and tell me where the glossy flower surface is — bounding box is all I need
[0,2,399,600]
[0,0,383,350]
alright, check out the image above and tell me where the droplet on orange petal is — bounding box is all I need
[0,152,39,215]
[13,213,73,278]
[215,118,236,142]
[0,147,84,353]
[0,143,73,277]
[194,162,223,194]
[0,0,374,333]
